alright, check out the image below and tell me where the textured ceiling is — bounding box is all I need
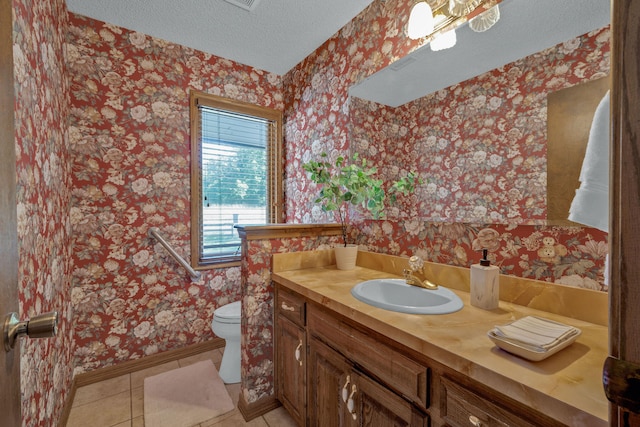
[65,0,374,75]
[350,0,611,107]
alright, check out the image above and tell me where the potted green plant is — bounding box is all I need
[303,152,419,270]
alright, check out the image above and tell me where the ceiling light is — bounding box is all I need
[408,0,501,49]
[449,0,482,17]
[407,2,435,40]
[469,5,501,32]
[430,29,457,51]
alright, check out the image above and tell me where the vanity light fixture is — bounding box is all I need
[449,0,482,17]
[407,2,435,40]
[469,4,501,32]
[407,0,502,50]
[428,12,458,51]
[430,28,457,51]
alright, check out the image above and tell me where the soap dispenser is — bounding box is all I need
[470,249,500,310]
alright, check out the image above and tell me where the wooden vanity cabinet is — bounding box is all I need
[275,283,429,427]
[275,287,307,426]
[275,283,564,427]
[308,336,428,426]
[306,303,430,412]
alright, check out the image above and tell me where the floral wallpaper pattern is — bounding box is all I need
[353,221,608,291]
[240,234,340,404]
[12,0,75,425]
[350,27,610,225]
[284,0,610,291]
[283,0,419,223]
[9,0,612,422]
[65,0,610,412]
[67,12,283,376]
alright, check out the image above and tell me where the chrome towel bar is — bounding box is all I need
[148,227,202,280]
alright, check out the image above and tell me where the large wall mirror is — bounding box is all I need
[348,0,610,226]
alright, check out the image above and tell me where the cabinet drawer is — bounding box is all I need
[308,304,429,409]
[276,286,305,327]
[441,377,537,427]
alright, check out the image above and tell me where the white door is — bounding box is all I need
[0,0,21,424]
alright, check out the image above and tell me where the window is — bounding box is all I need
[190,91,283,267]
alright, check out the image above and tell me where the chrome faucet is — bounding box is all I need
[403,255,438,290]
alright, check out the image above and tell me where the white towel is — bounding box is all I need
[568,91,610,232]
[493,316,578,349]
[604,253,610,289]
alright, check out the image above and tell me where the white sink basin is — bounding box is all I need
[351,279,463,315]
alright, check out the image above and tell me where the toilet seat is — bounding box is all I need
[213,301,241,324]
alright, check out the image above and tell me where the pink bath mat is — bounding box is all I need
[144,360,234,427]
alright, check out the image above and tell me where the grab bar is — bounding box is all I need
[148,227,201,280]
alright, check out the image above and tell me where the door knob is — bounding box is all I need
[3,311,58,351]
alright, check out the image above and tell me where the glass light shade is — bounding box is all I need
[407,2,435,40]
[430,29,457,51]
[448,0,482,17]
[469,5,500,33]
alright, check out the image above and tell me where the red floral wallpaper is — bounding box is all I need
[13,0,74,425]
[67,13,283,376]
[345,27,611,290]
[283,0,419,222]
[240,234,341,403]
[284,0,610,291]
[10,0,612,420]
[65,0,611,412]
[353,221,608,290]
[350,28,610,225]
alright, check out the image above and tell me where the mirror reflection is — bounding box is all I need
[348,0,610,225]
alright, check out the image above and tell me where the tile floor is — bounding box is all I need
[66,348,297,427]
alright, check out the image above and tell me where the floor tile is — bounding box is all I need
[200,410,269,427]
[131,386,144,419]
[66,390,131,427]
[263,406,297,427]
[130,360,180,388]
[67,348,298,427]
[72,374,130,407]
[198,407,241,426]
[225,382,241,407]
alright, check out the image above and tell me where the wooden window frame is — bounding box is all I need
[189,90,283,269]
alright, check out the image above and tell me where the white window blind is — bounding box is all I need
[190,91,282,268]
[198,106,271,260]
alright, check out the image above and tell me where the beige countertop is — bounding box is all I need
[272,250,609,426]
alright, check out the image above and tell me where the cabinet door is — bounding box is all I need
[308,337,353,427]
[351,370,429,427]
[276,315,306,426]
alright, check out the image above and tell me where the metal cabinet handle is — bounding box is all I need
[347,384,357,420]
[469,415,482,426]
[281,302,295,312]
[4,311,58,351]
[341,375,351,402]
[294,340,303,366]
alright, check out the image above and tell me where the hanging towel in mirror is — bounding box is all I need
[568,90,610,232]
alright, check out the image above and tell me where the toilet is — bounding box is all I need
[211,301,242,384]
